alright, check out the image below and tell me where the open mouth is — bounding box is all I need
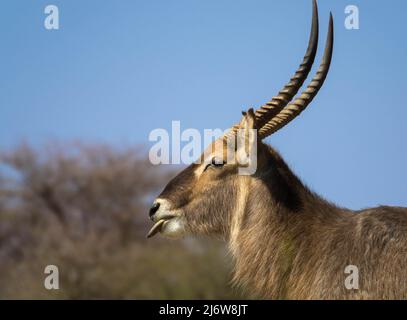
[146,215,177,238]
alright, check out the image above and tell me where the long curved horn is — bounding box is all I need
[259,13,334,139]
[228,0,319,136]
[255,0,319,128]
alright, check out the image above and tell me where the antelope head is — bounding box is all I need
[147,0,333,240]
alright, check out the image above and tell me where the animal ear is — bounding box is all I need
[239,108,257,130]
[236,108,258,175]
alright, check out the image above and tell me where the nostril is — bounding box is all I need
[149,202,160,219]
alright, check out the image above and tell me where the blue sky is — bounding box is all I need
[0,0,406,209]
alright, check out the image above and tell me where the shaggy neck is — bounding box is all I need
[229,149,350,299]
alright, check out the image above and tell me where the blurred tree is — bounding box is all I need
[0,142,244,299]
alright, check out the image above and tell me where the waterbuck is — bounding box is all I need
[147,0,407,299]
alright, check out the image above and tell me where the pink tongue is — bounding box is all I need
[146,219,165,238]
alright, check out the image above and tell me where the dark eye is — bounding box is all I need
[211,157,225,167]
[204,157,225,171]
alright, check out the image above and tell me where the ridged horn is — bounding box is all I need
[258,13,334,139]
[255,0,319,128]
[228,0,319,136]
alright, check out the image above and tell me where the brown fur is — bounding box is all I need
[156,137,407,299]
[150,1,406,297]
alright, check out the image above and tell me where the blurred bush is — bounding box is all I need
[0,142,244,299]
